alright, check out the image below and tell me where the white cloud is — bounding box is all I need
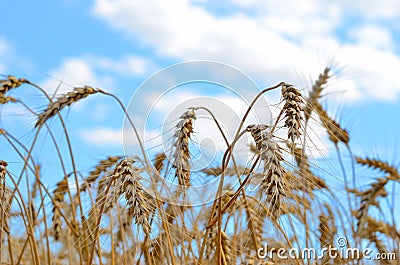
[41,54,154,96]
[79,126,125,146]
[92,0,400,103]
[89,54,155,76]
[41,57,112,96]
[230,0,400,20]
[79,126,161,148]
[349,25,393,51]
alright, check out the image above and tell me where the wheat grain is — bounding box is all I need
[206,191,235,259]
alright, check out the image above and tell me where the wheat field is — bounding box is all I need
[0,68,399,265]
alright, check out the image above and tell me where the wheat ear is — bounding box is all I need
[282,84,305,142]
[315,102,349,145]
[0,160,7,180]
[35,85,98,127]
[115,159,151,234]
[0,75,27,95]
[356,177,388,235]
[247,125,286,218]
[305,67,330,120]
[355,157,400,180]
[287,142,327,192]
[82,156,122,192]
[1,161,11,233]
[52,178,69,241]
[172,108,196,187]
[0,94,17,104]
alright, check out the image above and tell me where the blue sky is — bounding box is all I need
[1,0,400,187]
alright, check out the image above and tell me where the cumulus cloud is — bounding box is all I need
[92,0,400,102]
[93,55,154,76]
[41,57,112,96]
[80,127,124,146]
[41,54,155,96]
[349,25,394,51]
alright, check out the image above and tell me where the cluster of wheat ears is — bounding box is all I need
[0,68,399,265]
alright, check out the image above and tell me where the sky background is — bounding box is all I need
[1,0,400,190]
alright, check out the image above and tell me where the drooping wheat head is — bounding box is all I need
[82,156,122,193]
[356,157,400,180]
[52,178,69,241]
[114,159,151,234]
[247,124,287,218]
[0,75,27,95]
[315,102,349,145]
[36,85,98,127]
[0,94,17,105]
[356,177,388,235]
[172,108,196,187]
